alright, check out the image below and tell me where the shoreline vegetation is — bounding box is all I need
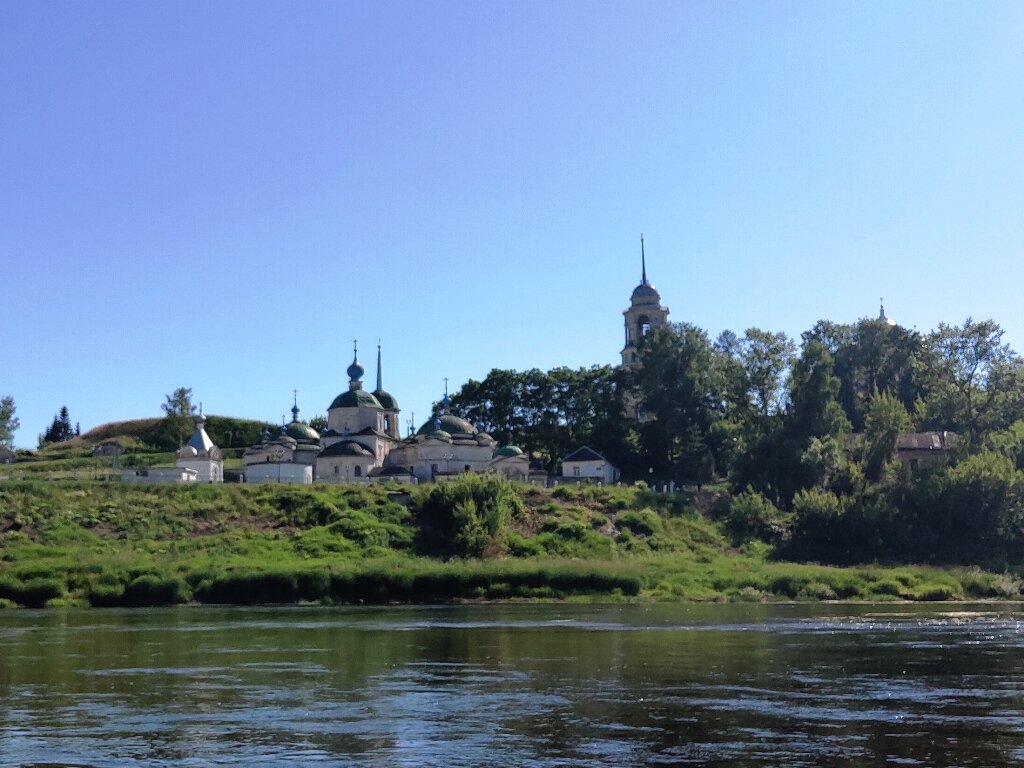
[0,476,1020,609]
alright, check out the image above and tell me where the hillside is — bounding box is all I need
[0,477,1015,608]
[5,416,275,477]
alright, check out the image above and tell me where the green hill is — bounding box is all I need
[0,476,1013,608]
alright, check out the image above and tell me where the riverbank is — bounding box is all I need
[0,478,1019,608]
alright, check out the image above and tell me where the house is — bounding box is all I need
[561,446,620,484]
[896,431,960,471]
[91,441,125,459]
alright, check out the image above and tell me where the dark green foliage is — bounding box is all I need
[0,576,64,608]
[724,489,786,545]
[120,574,189,607]
[195,571,303,605]
[41,406,75,445]
[416,474,523,557]
[616,510,663,537]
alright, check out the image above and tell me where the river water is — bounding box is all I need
[2,603,1024,766]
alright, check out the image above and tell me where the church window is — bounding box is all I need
[464,465,471,472]
[355,466,362,478]
[573,466,580,477]
[334,465,339,476]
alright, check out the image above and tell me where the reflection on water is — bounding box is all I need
[2,603,1024,766]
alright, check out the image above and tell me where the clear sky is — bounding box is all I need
[2,1,1023,448]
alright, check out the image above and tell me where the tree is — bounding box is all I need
[633,323,727,480]
[41,406,74,444]
[309,414,328,433]
[864,389,911,482]
[0,395,19,447]
[919,319,1024,442]
[161,387,196,448]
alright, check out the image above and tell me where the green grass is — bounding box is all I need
[0,478,1020,608]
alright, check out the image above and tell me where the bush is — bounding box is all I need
[195,570,301,605]
[416,474,523,557]
[616,510,663,537]
[725,489,786,544]
[121,574,189,607]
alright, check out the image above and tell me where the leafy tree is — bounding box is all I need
[161,387,196,448]
[633,323,727,481]
[919,319,1024,442]
[864,389,911,481]
[308,414,328,433]
[0,395,19,447]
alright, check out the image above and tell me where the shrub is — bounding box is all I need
[725,489,786,544]
[121,574,189,607]
[616,510,663,537]
[416,474,523,557]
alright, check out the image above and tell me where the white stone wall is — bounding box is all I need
[177,457,223,483]
[121,467,198,483]
[245,463,313,484]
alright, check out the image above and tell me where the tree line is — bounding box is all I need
[446,315,1024,566]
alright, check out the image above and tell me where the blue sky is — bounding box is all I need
[2,1,1023,448]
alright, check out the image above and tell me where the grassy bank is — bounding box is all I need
[0,478,1020,608]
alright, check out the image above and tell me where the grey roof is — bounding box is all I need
[562,446,606,463]
[896,432,960,451]
[318,440,374,458]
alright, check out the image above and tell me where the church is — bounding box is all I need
[241,343,530,484]
[238,238,667,485]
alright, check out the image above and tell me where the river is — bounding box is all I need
[2,603,1024,766]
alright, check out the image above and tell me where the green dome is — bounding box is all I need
[373,389,399,411]
[495,445,523,457]
[285,421,319,442]
[330,389,383,410]
[319,440,373,457]
[417,413,475,436]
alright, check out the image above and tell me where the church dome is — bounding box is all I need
[417,413,475,437]
[285,421,320,442]
[631,281,661,303]
[373,389,399,411]
[330,389,383,410]
[495,445,524,457]
[319,440,373,457]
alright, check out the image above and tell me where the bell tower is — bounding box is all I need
[621,235,670,365]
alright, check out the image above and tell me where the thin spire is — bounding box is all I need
[376,341,383,392]
[879,297,886,320]
[291,389,299,422]
[641,234,647,284]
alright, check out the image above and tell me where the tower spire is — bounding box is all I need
[376,341,383,392]
[291,389,299,422]
[641,234,647,284]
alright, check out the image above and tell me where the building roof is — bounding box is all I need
[896,432,960,451]
[495,445,524,457]
[318,440,374,458]
[373,389,399,411]
[417,413,476,437]
[180,414,219,458]
[562,446,607,463]
[330,389,383,410]
[285,421,320,442]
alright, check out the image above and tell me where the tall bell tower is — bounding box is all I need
[621,235,670,365]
